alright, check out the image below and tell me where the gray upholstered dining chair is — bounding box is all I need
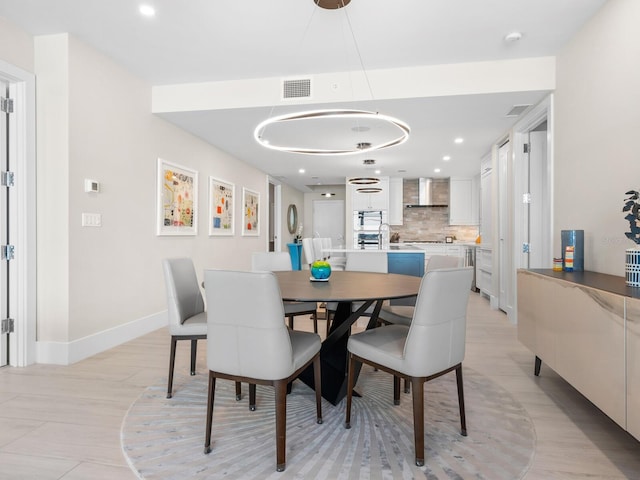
[251,251,319,334]
[203,269,323,472]
[345,267,473,467]
[378,254,463,393]
[162,258,241,400]
[344,250,388,317]
[377,255,462,327]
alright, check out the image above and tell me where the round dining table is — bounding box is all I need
[274,270,421,405]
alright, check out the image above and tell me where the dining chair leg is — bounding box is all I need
[235,381,241,401]
[345,354,356,429]
[325,311,332,337]
[204,372,216,454]
[312,311,318,334]
[411,376,426,467]
[404,378,410,394]
[167,337,178,399]
[190,339,198,375]
[249,383,256,411]
[274,380,287,472]
[313,355,323,424]
[393,376,401,405]
[455,365,467,436]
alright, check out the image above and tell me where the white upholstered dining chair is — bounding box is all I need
[203,269,323,472]
[251,251,319,333]
[302,238,318,269]
[345,266,473,466]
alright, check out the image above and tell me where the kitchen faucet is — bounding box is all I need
[378,223,390,249]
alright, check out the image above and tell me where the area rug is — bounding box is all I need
[122,367,535,479]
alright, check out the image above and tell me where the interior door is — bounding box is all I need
[528,125,549,268]
[312,200,345,247]
[0,80,9,367]
[498,140,510,314]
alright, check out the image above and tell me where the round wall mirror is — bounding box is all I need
[287,204,298,234]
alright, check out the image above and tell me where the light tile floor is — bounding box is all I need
[0,293,639,479]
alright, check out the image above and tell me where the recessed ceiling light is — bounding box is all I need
[434,168,441,173]
[374,169,381,175]
[139,4,156,17]
[323,192,336,197]
[504,31,522,43]
[443,155,451,161]
[298,168,305,174]
[454,137,464,144]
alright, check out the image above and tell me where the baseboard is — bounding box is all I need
[36,311,167,365]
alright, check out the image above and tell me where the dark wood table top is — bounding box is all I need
[274,270,421,303]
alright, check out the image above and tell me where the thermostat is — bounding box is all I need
[84,179,100,193]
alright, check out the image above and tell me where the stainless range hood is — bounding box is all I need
[405,178,448,208]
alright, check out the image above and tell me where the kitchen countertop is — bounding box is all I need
[324,243,479,254]
[325,247,425,253]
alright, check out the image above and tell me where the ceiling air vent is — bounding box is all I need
[506,104,532,117]
[282,78,312,100]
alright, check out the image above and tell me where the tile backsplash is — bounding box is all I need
[390,179,479,243]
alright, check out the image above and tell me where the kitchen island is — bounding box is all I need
[323,243,473,276]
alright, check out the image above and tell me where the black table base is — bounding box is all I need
[298,299,382,405]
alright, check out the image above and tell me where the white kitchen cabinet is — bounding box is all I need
[449,177,478,225]
[476,247,492,298]
[388,177,403,225]
[351,177,389,211]
[471,173,480,225]
[480,154,493,243]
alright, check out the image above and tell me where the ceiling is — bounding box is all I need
[0,0,608,192]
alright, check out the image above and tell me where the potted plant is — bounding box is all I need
[623,190,640,244]
[623,190,640,286]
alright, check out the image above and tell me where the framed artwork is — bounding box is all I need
[209,177,235,236]
[242,187,260,236]
[157,158,198,236]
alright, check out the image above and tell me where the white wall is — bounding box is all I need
[554,0,640,275]
[0,17,33,73]
[33,33,270,359]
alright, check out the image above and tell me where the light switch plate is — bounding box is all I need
[82,213,102,227]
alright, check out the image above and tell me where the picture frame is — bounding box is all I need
[209,177,235,236]
[156,158,198,236]
[242,187,260,236]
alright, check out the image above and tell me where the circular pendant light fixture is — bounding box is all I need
[348,177,380,185]
[315,0,351,9]
[254,109,410,156]
[356,187,382,194]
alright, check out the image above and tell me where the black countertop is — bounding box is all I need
[523,269,640,300]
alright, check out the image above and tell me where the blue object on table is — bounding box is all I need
[287,243,303,270]
[561,230,584,271]
[311,261,331,280]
